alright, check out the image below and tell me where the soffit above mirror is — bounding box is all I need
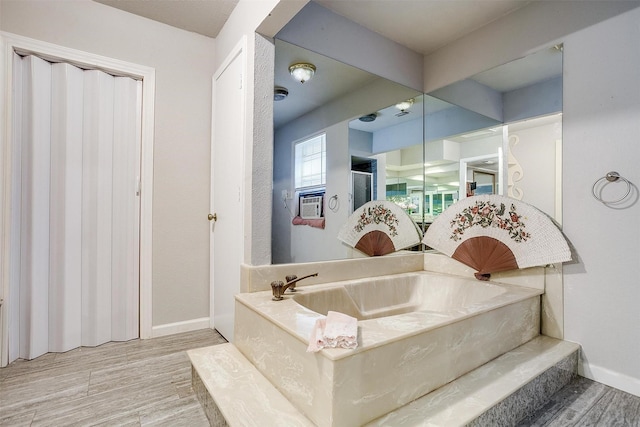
[471,46,563,92]
[429,46,562,123]
[314,0,532,55]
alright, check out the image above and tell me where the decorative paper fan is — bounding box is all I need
[338,200,423,256]
[423,195,570,280]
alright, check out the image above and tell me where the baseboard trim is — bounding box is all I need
[580,361,640,398]
[151,317,211,338]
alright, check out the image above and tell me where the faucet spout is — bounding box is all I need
[271,272,318,301]
[285,273,318,292]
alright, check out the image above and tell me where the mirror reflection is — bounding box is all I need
[272,40,562,265]
[432,45,563,223]
[272,39,423,264]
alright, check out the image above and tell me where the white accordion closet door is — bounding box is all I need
[9,54,141,362]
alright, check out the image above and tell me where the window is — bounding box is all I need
[294,133,326,189]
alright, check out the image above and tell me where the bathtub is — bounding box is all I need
[234,271,542,427]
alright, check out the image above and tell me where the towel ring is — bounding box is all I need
[592,171,631,204]
[328,194,339,212]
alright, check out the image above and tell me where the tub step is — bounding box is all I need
[366,335,580,426]
[187,343,314,426]
[189,336,579,426]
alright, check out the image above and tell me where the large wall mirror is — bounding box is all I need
[272,39,424,264]
[432,45,563,223]
[272,38,562,265]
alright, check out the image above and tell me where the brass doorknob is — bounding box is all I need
[208,213,217,221]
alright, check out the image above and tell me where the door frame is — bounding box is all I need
[0,32,156,366]
[458,150,504,201]
[210,36,247,336]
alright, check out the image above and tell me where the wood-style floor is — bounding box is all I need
[2,329,640,426]
[0,329,226,426]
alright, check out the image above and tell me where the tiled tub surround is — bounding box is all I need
[242,251,561,340]
[234,271,542,427]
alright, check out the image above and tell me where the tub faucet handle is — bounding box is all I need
[285,275,299,292]
[271,280,285,301]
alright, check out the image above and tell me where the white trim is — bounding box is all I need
[209,73,216,329]
[151,318,211,338]
[580,360,640,398]
[0,32,156,365]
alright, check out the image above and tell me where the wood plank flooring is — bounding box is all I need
[0,329,226,426]
[2,329,639,426]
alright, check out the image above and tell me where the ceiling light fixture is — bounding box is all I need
[359,113,377,122]
[274,86,288,101]
[289,63,316,84]
[395,99,414,112]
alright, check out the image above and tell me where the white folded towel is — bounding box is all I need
[307,311,358,352]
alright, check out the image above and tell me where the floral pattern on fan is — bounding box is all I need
[450,200,530,243]
[354,204,399,237]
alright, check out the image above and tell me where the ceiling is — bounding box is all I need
[93,0,239,38]
[93,0,531,54]
[94,0,557,130]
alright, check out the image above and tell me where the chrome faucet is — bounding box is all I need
[271,273,318,301]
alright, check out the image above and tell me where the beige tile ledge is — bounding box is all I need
[423,252,547,290]
[187,344,314,427]
[241,252,424,293]
[241,251,548,294]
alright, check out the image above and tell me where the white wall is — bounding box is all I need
[508,121,561,220]
[1,0,215,328]
[292,123,351,263]
[423,2,640,396]
[562,8,640,396]
[273,121,351,264]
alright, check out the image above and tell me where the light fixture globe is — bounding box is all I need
[395,98,414,111]
[289,63,316,84]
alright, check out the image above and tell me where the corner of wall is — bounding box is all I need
[250,33,274,266]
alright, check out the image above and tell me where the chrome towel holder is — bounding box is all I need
[592,171,631,204]
[328,194,339,212]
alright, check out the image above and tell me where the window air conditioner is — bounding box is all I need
[300,195,323,219]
